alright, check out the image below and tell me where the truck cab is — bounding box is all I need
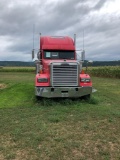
[34,36,92,98]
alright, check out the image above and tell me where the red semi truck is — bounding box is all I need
[32,35,92,98]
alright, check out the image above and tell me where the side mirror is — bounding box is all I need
[86,60,93,72]
[37,51,41,60]
[81,50,85,61]
[32,49,35,59]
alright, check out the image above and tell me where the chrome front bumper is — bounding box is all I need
[35,86,92,98]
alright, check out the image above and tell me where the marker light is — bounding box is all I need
[80,78,91,83]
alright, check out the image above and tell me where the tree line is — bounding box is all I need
[0,60,120,67]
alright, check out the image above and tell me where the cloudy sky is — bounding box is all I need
[0,0,120,61]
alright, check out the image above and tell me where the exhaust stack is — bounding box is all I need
[74,34,76,47]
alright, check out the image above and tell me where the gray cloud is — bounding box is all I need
[93,0,108,10]
[0,0,120,61]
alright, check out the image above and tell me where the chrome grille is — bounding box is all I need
[51,62,78,86]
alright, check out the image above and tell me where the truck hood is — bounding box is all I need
[43,59,78,65]
[42,59,79,73]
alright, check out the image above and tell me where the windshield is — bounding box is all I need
[43,50,75,59]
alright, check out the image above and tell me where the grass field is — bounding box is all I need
[0,72,120,160]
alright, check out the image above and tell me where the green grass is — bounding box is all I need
[0,72,120,160]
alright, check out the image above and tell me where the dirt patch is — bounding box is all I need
[15,149,37,160]
[0,152,5,160]
[0,83,7,89]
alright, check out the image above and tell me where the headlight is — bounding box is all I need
[80,78,91,82]
[37,78,48,83]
